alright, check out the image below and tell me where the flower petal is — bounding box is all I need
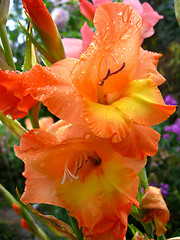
[82,100,133,142]
[80,22,94,53]
[79,0,96,21]
[113,78,176,126]
[72,3,142,101]
[122,0,143,15]
[62,38,82,58]
[113,124,160,159]
[23,58,84,124]
[0,70,37,119]
[135,48,165,86]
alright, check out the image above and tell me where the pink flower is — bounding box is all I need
[79,0,163,43]
[51,7,69,30]
[62,22,93,58]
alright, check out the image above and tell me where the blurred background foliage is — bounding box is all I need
[0,0,180,239]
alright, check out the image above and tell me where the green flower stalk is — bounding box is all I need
[0,0,16,70]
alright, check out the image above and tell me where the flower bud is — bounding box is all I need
[141,186,170,236]
[22,0,65,62]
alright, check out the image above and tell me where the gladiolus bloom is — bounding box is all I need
[70,3,175,143]
[22,0,65,61]
[141,186,170,236]
[15,122,146,239]
[79,0,163,43]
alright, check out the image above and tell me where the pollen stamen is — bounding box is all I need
[98,62,125,86]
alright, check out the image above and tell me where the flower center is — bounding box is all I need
[96,54,125,105]
[61,151,102,184]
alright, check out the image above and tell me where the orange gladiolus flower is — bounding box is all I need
[70,3,176,144]
[141,186,170,237]
[0,69,37,119]
[22,0,65,61]
[15,121,146,239]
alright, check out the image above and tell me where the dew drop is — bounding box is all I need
[118,12,122,16]
[84,133,91,139]
[85,117,89,122]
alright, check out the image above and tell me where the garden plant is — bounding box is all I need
[0,0,179,239]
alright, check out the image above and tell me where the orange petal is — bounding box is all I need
[135,48,165,86]
[23,58,84,124]
[0,69,37,119]
[72,3,142,101]
[113,124,160,159]
[113,78,176,126]
[141,186,170,236]
[82,99,133,142]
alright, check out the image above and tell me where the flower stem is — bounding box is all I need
[139,167,149,190]
[28,103,40,129]
[0,23,16,70]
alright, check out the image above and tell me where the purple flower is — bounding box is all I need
[164,118,180,142]
[149,182,158,187]
[163,133,170,139]
[51,7,69,30]
[164,95,178,105]
[165,126,172,132]
[160,183,169,197]
[176,146,180,152]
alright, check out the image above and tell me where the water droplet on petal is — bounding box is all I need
[85,117,89,122]
[84,133,91,139]
[118,12,122,16]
